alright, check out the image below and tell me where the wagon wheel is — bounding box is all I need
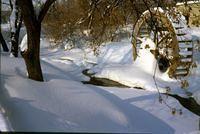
[132,8,193,78]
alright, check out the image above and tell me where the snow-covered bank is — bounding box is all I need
[90,38,173,92]
[1,24,200,132]
[86,28,200,104]
[48,32,200,104]
[1,50,199,133]
[39,27,200,105]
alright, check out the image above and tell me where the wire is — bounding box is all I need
[153,55,182,114]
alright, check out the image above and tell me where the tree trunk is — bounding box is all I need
[17,0,56,81]
[10,16,22,57]
[22,24,43,81]
[0,33,9,52]
[10,0,22,57]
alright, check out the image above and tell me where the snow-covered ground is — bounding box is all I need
[57,33,200,102]
[1,8,200,131]
[90,38,173,92]
[1,49,200,133]
[1,30,200,133]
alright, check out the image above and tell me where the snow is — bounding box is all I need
[1,23,26,50]
[1,25,200,133]
[10,0,17,33]
[1,24,10,31]
[194,91,200,105]
[86,28,200,104]
[1,0,11,11]
[20,34,28,52]
[134,38,157,74]
[88,38,173,92]
[33,0,51,18]
[1,49,199,133]
[176,1,200,6]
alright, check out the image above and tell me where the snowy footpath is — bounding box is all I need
[1,40,200,133]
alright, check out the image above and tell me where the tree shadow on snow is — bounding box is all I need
[0,75,76,132]
[0,73,174,133]
[85,85,175,134]
[2,98,76,132]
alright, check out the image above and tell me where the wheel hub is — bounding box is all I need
[157,56,170,72]
[133,8,193,78]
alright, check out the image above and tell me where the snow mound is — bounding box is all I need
[92,38,172,91]
[1,36,199,132]
[97,40,133,65]
[0,55,176,133]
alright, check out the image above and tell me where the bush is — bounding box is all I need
[43,0,177,52]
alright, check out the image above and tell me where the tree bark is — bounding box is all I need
[10,0,22,57]
[10,17,22,57]
[17,0,56,81]
[0,33,9,52]
[17,0,43,81]
[22,23,43,81]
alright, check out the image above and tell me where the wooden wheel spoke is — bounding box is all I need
[132,8,193,78]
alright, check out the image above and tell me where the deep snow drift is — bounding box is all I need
[1,51,199,133]
[0,19,200,133]
[91,38,172,92]
[58,35,200,104]
[1,1,200,132]
[1,35,200,133]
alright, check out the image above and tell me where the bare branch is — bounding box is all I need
[38,0,56,23]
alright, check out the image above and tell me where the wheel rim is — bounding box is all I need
[132,8,193,78]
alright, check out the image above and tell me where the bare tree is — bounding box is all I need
[10,0,22,57]
[16,0,191,81]
[17,0,56,81]
[44,0,141,51]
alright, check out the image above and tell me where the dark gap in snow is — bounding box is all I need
[168,94,200,116]
[82,77,130,88]
[82,69,144,89]
[133,87,144,90]
[82,69,200,116]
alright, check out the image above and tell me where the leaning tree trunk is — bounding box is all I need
[21,23,43,81]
